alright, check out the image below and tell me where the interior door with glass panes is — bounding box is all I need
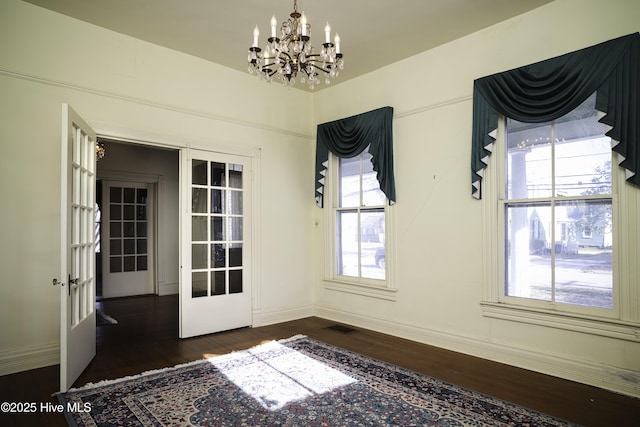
[180,149,252,338]
[101,181,154,298]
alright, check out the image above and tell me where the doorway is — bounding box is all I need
[95,139,179,303]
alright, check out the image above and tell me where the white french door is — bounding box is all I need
[180,149,253,338]
[59,104,96,391]
[101,181,155,298]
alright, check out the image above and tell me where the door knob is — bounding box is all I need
[52,278,64,286]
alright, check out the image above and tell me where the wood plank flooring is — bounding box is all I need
[1,295,638,426]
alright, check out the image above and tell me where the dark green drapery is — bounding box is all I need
[315,106,395,207]
[471,32,640,199]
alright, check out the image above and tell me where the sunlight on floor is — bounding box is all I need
[207,341,356,410]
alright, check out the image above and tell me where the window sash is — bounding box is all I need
[494,117,620,318]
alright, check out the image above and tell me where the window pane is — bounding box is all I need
[362,151,386,206]
[555,118,611,197]
[337,210,358,277]
[361,209,385,280]
[555,200,613,308]
[339,156,360,208]
[505,203,552,301]
[506,121,552,199]
[229,270,242,294]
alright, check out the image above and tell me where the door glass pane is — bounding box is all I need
[192,160,207,185]
[110,239,122,255]
[229,164,243,188]
[229,217,242,241]
[109,204,121,220]
[229,191,243,215]
[192,188,208,213]
[123,256,135,272]
[211,217,224,241]
[123,239,135,254]
[136,188,147,204]
[211,189,225,214]
[192,244,207,269]
[229,243,242,267]
[229,270,242,294]
[211,162,226,187]
[212,271,226,295]
[123,205,134,220]
[136,239,147,254]
[123,188,135,203]
[110,257,122,273]
[137,256,147,271]
[212,244,225,268]
[192,217,208,241]
[110,187,122,203]
[192,271,207,297]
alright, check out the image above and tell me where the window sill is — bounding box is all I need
[324,279,397,301]
[481,302,640,342]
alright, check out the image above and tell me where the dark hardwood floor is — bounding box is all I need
[1,295,638,426]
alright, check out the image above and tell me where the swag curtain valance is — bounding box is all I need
[471,32,640,199]
[315,106,395,207]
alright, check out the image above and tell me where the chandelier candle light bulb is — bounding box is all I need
[247,0,343,89]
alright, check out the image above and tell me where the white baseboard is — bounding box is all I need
[0,343,59,376]
[314,305,640,398]
[253,305,314,327]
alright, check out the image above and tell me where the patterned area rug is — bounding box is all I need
[57,335,578,426]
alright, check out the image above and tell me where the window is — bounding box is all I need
[336,148,386,281]
[324,147,396,300]
[482,93,639,338]
[500,94,613,312]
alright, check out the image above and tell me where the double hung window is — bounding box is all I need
[498,94,614,313]
[335,148,386,282]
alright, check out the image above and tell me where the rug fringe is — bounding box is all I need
[63,335,308,393]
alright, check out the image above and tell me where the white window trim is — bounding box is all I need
[323,154,397,301]
[480,117,640,342]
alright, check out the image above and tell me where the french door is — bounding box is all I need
[59,104,96,391]
[101,181,154,298]
[180,149,253,338]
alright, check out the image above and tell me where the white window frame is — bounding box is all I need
[323,153,397,301]
[481,116,640,341]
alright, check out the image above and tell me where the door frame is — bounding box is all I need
[93,131,261,331]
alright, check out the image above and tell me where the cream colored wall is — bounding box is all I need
[312,0,640,396]
[0,0,314,373]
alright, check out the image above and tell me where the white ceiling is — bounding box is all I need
[23,0,553,91]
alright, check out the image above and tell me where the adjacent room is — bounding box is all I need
[1,0,639,425]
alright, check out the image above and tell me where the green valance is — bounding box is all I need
[315,106,395,207]
[471,32,640,199]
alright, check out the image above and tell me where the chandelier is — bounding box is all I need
[247,0,344,89]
